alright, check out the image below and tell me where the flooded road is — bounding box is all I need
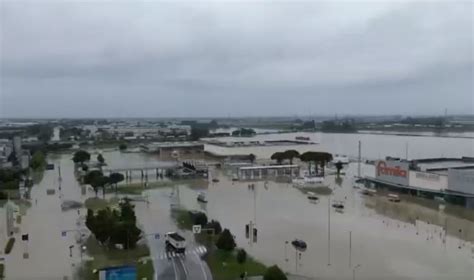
[176,164,474,280]
[1,130,473,280]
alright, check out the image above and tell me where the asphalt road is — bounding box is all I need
[138,189,212,280]
[148,236,212,280]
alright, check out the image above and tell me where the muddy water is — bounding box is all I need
[2,153,86,280]
[177,164,474,280]
[0,150,173,280]
[205,132,474,159]
[1,142,473,280]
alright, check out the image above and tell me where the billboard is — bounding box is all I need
[375,160,409,186]
[448,169,474,195]
[99,265,137,280]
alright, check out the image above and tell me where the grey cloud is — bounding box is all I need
[0,0,472,118]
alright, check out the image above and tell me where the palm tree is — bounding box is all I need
[315,152,333,176]
[283,150,300,164]
[270,152,285,165]
[300,151,317,175]
[300,151,333,176]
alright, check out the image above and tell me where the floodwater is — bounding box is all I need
[204,131,474,159]
[1,131,473,280]
[176,164,474,280]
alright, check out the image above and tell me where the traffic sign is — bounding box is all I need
[192,225,202,234]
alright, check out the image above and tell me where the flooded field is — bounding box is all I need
[1,131,473,279]
[205,132,474,159]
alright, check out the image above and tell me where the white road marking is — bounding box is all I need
[195,251,208,280]
[179,256,189,277]
[171,257,178,280]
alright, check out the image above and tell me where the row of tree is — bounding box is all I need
[83,170,125,197]
[271,150,333,176]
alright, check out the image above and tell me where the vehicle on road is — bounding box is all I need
[291,239,307,251]
[197,192,208,203]
[332,202,344,209]
[387,193,401,202]
[307,192,319,202]
[165,232,186,253]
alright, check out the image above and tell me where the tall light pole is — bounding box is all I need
[357,141,361,178]
[328,196,331,266]
[349,231,352,268]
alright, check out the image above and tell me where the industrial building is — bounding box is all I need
[364,158,474,208]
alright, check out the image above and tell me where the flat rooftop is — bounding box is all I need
[240,164,299,170]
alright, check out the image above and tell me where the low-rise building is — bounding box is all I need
[365,159,474,208]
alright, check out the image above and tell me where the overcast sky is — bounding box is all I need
[0,0,472,118]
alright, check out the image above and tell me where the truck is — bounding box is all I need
[165,232,186,253]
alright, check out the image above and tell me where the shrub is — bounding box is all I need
[206,220,222,235]
[119,143,127,150]
[189,211,208,227]
[237,249,247,264]
[263,265,287,280]
[216,229,236,251]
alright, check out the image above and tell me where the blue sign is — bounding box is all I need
[154,233,160,240]
[102,265,136,280]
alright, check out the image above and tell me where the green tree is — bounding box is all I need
[109,172,125,193]
[300,152,317,175]
[190,211,208,227]
[97,154,105,165]
[206,220,222,235]
[30,151,46,170]
[270,152,285,165]
[263,265,287,280]
[248,153,256,164]
[237,249,247,264]
[85,198,142,249]
[73,150,90,165]
[316,152,333,176]
[335,161,344,177]
[283,150,299,164]
[216,229,236,251]
[300,151,332,176]
[119,143,127,150]
[84,170,109,197]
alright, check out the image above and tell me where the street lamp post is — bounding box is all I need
[353,264,361,280]
[284,241,289,262]
[69,245,74,257]
[328,196,331,266]
[349,231,352,268]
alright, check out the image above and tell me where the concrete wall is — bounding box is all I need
[448,169,474,195]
